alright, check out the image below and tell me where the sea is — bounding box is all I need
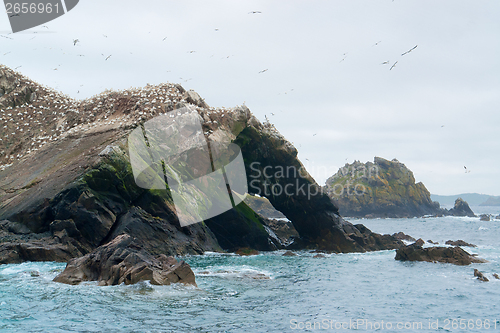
[1,206,499,332]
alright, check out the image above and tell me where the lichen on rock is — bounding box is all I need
[325,157,443,218]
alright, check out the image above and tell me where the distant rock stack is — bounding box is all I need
[447,198,476,217]
[325,157,443,218]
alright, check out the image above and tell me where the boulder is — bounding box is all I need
[479,214,490,221]
[0,220,31,234]
[105,206,221,256]
[445,240,476,247]
[493,273,500,280]
[447,198,475,217]
[392,232,416,242]
[0,232,88,265]
[427,240,438,245]
[49,219,81,238]
[413,238,425,247]
[496,215,500,220]
[395,243,486,265]
[53,234,196,286]
[0,227,88,264]
[282,250,297,257]
[345,224,405,252]
[313,254,326,258]
[474,269,489,282]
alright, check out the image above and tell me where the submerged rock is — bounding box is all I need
[492,273,500,280]
[282,250,297,257]
[53,234,196,286]
[445,240,477,247]
[395,243,486,266]
[235,248,260,256]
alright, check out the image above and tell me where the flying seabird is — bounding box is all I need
[373,41,382,46]
[381,61,389,65]
[401,45,418,56]
[313,133,317,136]
[162,36,167,41]
[73,39,79,46]
[270,112,275,116]
[389,61,398,70]
[105,55,111,60]
[248,11,262,14]
[258,69,268,73]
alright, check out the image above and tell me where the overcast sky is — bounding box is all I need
[1,0,499,196]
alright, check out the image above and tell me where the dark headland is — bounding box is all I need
[1,65,408,284]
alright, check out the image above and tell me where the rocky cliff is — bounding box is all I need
[325,157,443,218]
[0,65,403,266]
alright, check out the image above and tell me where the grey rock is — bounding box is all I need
[395,244,486,266]
[479,214,490,221]
[445,240,476,247]
[53,234,197,286]
[474,269,489,282]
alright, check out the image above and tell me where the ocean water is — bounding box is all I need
[1,210,499,332]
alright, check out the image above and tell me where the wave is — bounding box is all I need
[194,266,272,280]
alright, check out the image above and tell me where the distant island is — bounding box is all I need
[325,157,476,218]
[431,193,500,207]
[480,196,500,206]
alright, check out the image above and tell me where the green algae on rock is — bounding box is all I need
[325,157,443,218]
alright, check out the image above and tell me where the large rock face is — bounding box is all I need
[0,65,402,263]
[53,234,196,286]
[325,157,443,218]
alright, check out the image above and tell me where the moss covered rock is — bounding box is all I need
[325,157,443,218]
